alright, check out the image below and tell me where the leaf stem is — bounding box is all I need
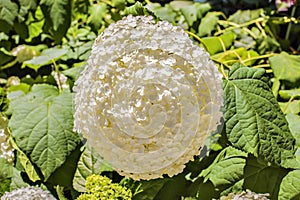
[0,59,18,70]
[242,53,274,63]
[216,17,266,36]
[283,96,295,113]
[252,64,270,68]
[186,31,209,52]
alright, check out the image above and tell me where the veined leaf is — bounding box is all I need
[278,170,300,200]
[223,63,295,166]
[73,144,112,192]
[8,84,80,180]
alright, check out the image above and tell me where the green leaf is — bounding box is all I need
[200,147,247,189]
[23,47,67,71]
[180,4,198,26]
[278,170,300,200]
[228,9,262,24]
[40,0,71,43]
[211,48,259,66]
[131,178,169,200]
[244,156,288,198]
[269,52,300,84]
[25,6,44,42]
[8,84,80,180]
[279,88,300,100]
[0,0,18,26]
[286,113,300,148]
[10,138,41,182]
[223,63,295,165]
[123,2,149,16]
[87,3,107,31]
[146,3,176,22]
[0,158,13,180]
[201,32,235,55]
[10,168,28,191]
[279,101,300,114]
[198,12,220,36]
[73,144,113,192]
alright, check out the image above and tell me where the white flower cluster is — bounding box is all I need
[0,115,14,163]
[1,186,56,200]
[74,15,223,180]
[220,190,270,200]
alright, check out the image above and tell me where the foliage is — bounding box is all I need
[0,0,299,199]
[76,174,132,200]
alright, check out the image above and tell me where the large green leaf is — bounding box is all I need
[278,170,300,200]
[8,84,80,180]
[223,63,295,165]
[73,144,113,192]
[269,52,300,85]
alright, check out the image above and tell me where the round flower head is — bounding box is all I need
[74,15,223,180]
[1,186,56,200]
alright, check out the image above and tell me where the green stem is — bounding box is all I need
[242,53,274,63]
[0,59,18,70]
[186,31,209,52]
[216,17,266,36]
[285,3,297,40]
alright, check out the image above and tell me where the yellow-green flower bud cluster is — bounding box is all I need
[76,174,132,200]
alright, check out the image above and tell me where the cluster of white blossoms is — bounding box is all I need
[1,186,56,200]
[0,114,14,163]
[220,189,270,200]
[74,15,223,180]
